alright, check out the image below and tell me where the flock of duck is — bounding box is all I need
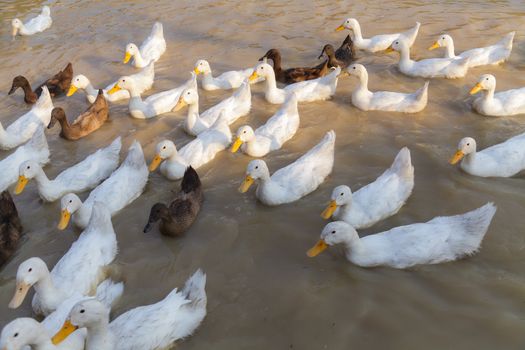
[0,5,524,350]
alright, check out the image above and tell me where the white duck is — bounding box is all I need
[450,133,525,177]
[11,5,52,37]
[149,112,232,180]
[174,80,251,136]
[52,270,207,350]
[336,18,420,52]
[239,130,335,206]
[429,32,515,68]
[108,71,196,119]
[250,62,340,104]
[231,93,299,157]
[386,38,470,79]
[308,203,496,268]
[321,148,414,229]
[15,137,121,202]
[58,141,148,230]
[469,74,525,117]
[67,63,155,103]
[0,86,53,150]
[8,202,123,316]
[123,22,166,68]
[0,127,49,193]
[194,59,261,90]
[343,63,428,113]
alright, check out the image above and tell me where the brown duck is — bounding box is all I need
[8,62,73,104]
[48,89,109,140]
[0,191,23,268]
[317,35,356,69]
[259,49,330,84]
[144,166,203,237]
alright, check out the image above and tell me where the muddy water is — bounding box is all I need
[1,0,525,348]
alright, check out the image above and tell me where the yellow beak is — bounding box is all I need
[8,281,31,309]
[67,85,78,97]
[14,175,29,195]
[12,27,18,37]
[173,96,187,112]
[428,42,440,51]
[230,137,243,153]
[384,45,395,54]
[321,200,338,219]
[449,150,465,165]
[335,25,345,32]
[107,83,121,95]
[123,51,132,64]
[470,83,482,95]
[194,67,200,74]
[307,239,328,257]
[57,209,71,230]
[248,71,259,82]
[238,175,254,193]
[149,154,163,172]
[52,320,79,345]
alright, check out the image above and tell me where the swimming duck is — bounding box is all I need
[1,86,53,150]
[250,62,340,104]
[58,141,148,230]
[317,35,356,68]
[0,127,49,193]
[258,49,330,84]
[52,269,207,350]
[450,133,525,177]
[11,5,52,37]
[0,191,22,268]
[469,74,525,117]
[175,80,251,136]
[123,22,166,68]
[428,32,515,68]
[48,90,109,140]
[231,93,299,157]
[68,63,155,103]
[239,130,335,206]
[8,63,73,103]
[342,63,428,112]
[386,38,470,79]
[321,148,414,229]
[308,203,496,268]
[15,137,121,202]
[8,202,123,316]
[108,70,195,119]
[149,112,232,180]
[144,166,203,236]
[194,59,261,90]
[336,18,420,52]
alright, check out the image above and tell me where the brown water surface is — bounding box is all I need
[1,1,525,349]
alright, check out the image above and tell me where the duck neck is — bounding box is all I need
[351,23,363,43]
[444,41,456,58]
[29,330,56,350]
[167,150,185,165]
[85,319,111,350]
[132,51,146,68]
[482,86,495,101]
[356,71,369,93]
[21,81,38,102]
[398,46,412,68]
[84,83,99,98]
[33,272,62,308]
[270,54,282,73]
[264,71,281,98]
[33,167,54,196]
[342,234,364,263]
[185,101,201,129]
[202,71,215,85]
[56,116,71,134]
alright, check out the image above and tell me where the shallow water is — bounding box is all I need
[1,0,525,348]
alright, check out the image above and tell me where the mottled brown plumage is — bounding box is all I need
[8,62,73,104]
[144,166,203,237]
[48,89,109,140]
[0,191,23,268]
[259,49,330,84]
[317,35,356,69]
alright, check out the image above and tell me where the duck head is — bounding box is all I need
[307,221,358,257]
[321,185,353,219]
[14,161,41,195]
[450,137,476,165]
[239,159,269,193]
[149,140,177,172]
[194,59,212,75]
[0,318,46,350]
[174,88,199,112]
[68,74,91,96]
[58,194,82,230]
[428,34,453,50]
[249,62,273,82]
[123,43,139,64]
[470,74,496,95]
[8,257,49,309]
[231,125,255,153]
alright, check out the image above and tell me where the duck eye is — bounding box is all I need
[69,200,72,203]
[28,268,32,272]
[187,92,190,95]
[162,146,166,149]
[255,166,258,169]
[123,79,126,83]
[80,309,85,314]
[14,332,19,338]
[485,78,489,81]
[27,166,30,169]
[331,230,336,234]
[243,130,246,134]
[352,67,356,70]
[340,193,344,196]
[466,143,470,146]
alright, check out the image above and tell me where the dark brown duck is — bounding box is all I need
[0,191,23,268]
[144,166,203,237]
[259,48,330,84]
[317,35,356,68]
[48,89,109,140]
[8,62,73,104]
